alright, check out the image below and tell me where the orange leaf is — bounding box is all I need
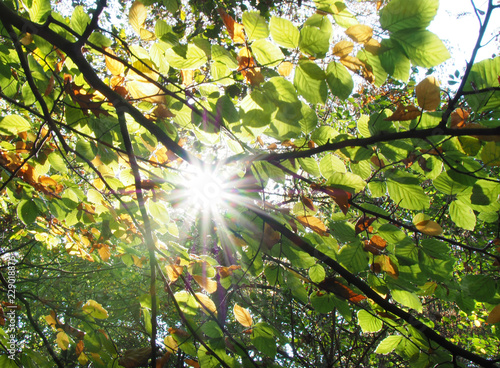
[296,216,328,236]
[278,61,294,76]
[184,359,200,368]
[385,104,421,121]
[75,340,84,356]
[263,223,281,249]
[450,108,469,129]
[193,275,218,293]
[233,303,253,327]
[363,235,387,255]
[416,76,441,111]
[355,216,376,235]
[219,265,241,278]
[376,255,399,279]
[332,40,354,58]
[166,264,183,282]
[218,9,245,43]
[318,278,366,303]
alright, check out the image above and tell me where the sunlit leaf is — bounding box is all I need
[129,0,148,35]
[345,25,373,43]
[218,9,246,43]
[192,275,218,293]
[56,331,70,351]
[234,303,253,327]
[242,11,269,41]
[416,76,441,111]
[195,293,217,315]
[82,300,109,319]
[296,216,328,236]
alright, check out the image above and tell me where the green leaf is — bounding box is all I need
[463,57,500,112]
[320,154,346,178]
[28,0,51,23]
[357,310,383,333]
[294,60,328,105]
[0,115,31,135]
[70,6,91,36]
[386,172,429,210]
[309,264,326,283]
[304,13,333,36]
[251,322,277,357]
[481,142,500,166]
[165,43,208,69]
[368,109,394,136]
[242,11,269,41]
[375,335,403,354]
[211,45,238,69]
[462,275,497,302]
[298,102,318,134]
[391,289,422,312]
[449,200,476,231]
[391,29,450,68]
[380,0,439,33]
[432,171,469,195]
[299,26,331,58]
[327,172,366,194]
[17,199,40,225]
[357,49,388,87]
[82,299,109,319]
[310,291,336,313]
[326,61,353,100]
[379,39,411,82]
[174,291,198,316]
[270,16,300,49]
[332,3,358,28]
[338,241,369,273]
[251,39,284,67]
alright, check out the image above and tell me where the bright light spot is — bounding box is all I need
[184,167,227,212]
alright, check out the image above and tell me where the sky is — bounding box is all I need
[429,0,499,75]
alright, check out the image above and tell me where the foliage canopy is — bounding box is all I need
[0,0,500,367]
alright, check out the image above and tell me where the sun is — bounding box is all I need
[182,165,228,213]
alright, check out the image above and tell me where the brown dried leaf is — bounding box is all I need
[318,277,366,303]
[450,108,469,129]
[300,196,316,212]
[355,216,377,235]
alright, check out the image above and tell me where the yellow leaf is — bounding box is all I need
[97,244,110,262]
[339,55,364,72]
[192,275,218,293]
[278,61,294,77]
[332,40,354,58]
[487,304,500,324]
[164,335,178,353]
[416,76,441,111]
[126,80,166,104]
[195,293,217,315]
[104,48,125,76]
[82,300,109,319]
[181,69,195,86]
[140,28,156,41]
[56,331,70,350]
[364,37,381,55]
[376,255,399,279]
[45,313,58,329]
[416,220,443,236]
[166,264,183,282]
[78,352,89,365]
[296,216,328,236]
[233,303,253,327]
[129,0,147,35]
[345,24,373,43]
